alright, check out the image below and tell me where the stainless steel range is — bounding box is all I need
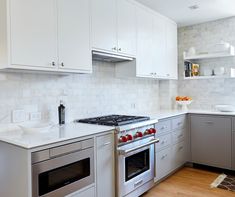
[77,115,159,197]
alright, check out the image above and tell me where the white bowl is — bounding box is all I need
[19,122,53,134]
[176,100,193,111]
[215,105,235,112]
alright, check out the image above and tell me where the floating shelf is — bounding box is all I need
[184,46,235,61]
[183,75,235,80]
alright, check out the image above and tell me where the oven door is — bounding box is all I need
[32,148,94,197]
[117,137,157,197]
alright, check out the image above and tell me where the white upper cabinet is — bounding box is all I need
[0,0,92,73]
[166,21,178,79]
[91,0,136,57]
[117,0,136,56]
[136,6,153,77]
[91,0,117,53]
[10,0,57,68]
[152,14,167,78]
[58,0,92,72]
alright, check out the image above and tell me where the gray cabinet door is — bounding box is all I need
[191,115,232,169]
[155,147,172,181]
[232,132,235,170]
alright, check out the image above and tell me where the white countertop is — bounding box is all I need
[0,109,235,149]
[0,123,114,149]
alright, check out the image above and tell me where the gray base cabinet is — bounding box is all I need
[96,133,115,197]
[155,115,188,182]
[190,115,232,169]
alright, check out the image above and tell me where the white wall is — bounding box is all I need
[178,17,235,110]
[0,61,160,124]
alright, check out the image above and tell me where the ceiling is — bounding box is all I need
[136,0,235,27]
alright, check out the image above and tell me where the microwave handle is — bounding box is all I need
[118,138,159,155]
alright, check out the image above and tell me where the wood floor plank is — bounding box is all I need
[143,167,235,197]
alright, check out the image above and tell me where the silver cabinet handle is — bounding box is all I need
[103,142,111,146]
[179,146,184,151]
[177,122,182,126]
[112,47,117,51]
[134,179,143,187]
[61,62,64,67]
[161,126,166,130]
[118,48,122,51]
[205,121,214,124]
[52,62,56,67]
[178,134,183,138]
[118,138,159,155]
[161,154,168,160]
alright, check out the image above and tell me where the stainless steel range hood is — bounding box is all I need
[92,50,134,63]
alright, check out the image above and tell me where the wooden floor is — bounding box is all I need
[143,167,234,197]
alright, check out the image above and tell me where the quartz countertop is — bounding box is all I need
[0,109,235,149]
[0,123,114,149]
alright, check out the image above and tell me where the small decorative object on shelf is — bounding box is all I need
[175,96,193,111]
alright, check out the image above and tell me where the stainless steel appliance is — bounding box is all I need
[32,138,94,197]
[77,115,159,197]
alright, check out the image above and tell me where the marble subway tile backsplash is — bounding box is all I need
[0,61,160,124]
[178,17,235,110]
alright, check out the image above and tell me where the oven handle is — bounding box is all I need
[117,138,159,155]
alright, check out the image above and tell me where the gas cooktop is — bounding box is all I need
[77,115,150,126]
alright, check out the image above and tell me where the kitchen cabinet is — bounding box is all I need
[9,0,57,69]
[166,21,178,79]
[155,115,188,182]
[117,0,136,56]
[232,132,235,170]
[136,6,153,78]
[116,3,178,80]
[0,0,92,73]
[91,0,117,53]
[58,0,92,72]
[190,115,232,169]
[96,134,115,197]
[92,0,136,57]
[65,186,95,197]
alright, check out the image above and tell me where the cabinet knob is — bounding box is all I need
[52,62,56,67]
[61,62,64,67]
[112,47,117,51]
[118,48,122,51]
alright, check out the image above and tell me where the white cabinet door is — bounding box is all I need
[152,14,167,78]
[10,0,57,68]
[166,21,178,79]
[58,0,92,72]
[136,7,153,78]
[96,134,115,197]
[171,141,187,170]
[91,0,117,52]
[117,0,136,57]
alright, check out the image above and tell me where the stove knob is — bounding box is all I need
[144,129,151,135]
[149,128,157,134]
[126,134,133,141]
[135,131,143,138]
[119,136,128,143]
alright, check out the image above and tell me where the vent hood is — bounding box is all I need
[92,50,134,63]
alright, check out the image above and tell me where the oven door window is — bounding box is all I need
[125,149,150,182]
[38,158,90,196]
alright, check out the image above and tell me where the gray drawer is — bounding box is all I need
[155,147,172,181]
[172,129,185,144]
[155,119,171,135]
[156,133,171,152]
[172,116,186,130]
[171,141,186,170]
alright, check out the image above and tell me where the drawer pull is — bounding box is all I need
[161,154,168,160]
[177,122,182,126]
[161,126,166,130]
[103,142,111,146]
[205,121,214,124]
[178,134,183,138]
[161,141,165,145]
[178,146,184,151]
[134,179,143,187]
